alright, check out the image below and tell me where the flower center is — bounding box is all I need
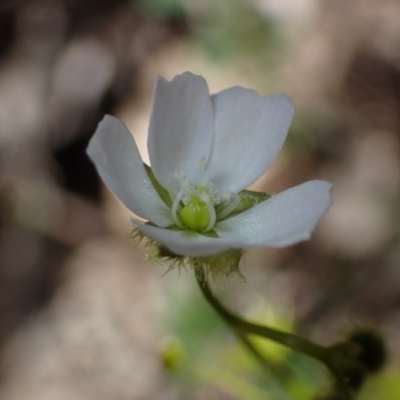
[180,196,210,231]
[170,171,240,233]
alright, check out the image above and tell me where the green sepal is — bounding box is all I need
[199,229,219,238]
[235,189,273,215]
[129,226,244,281]
[216,189,273,221]
[192,248,245,280]
[144,163,172,207]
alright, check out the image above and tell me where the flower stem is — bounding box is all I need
[196,273,327,361]
[195,272,352,399]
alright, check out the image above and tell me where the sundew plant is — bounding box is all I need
[88,72,386,400]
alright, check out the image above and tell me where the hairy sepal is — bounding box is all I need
[129,226,244,281]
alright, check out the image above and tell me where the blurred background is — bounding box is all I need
[1,0,400,399]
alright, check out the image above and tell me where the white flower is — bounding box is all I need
[87,72,332,261]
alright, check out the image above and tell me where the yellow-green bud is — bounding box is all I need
[180,197,210,231]
[159,336,185,370]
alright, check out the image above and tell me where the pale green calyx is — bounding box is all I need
[129,225,245,281]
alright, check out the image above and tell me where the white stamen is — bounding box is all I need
[175,171,187,180]
[198,157,207,169]
[217,192,240,219]
[203,198,217,232]
[222,191,231,201]
[171,190,185,228]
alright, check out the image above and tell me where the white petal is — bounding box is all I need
[205,89,294,193]
[87,115,173,227]
[147,72,215,191]
[133,221,238,257]
[216,180,332,247]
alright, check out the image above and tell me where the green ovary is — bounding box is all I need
[180,197,210,231]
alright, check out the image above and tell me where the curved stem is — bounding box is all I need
[196,273,328,362]
[234,330,274,370]
[195,273,352,399]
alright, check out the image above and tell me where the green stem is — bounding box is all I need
[195,273,352,399]
[196,273,328,362]
[234,330,275,370]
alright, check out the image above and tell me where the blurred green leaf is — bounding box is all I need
[133,0,185,19]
